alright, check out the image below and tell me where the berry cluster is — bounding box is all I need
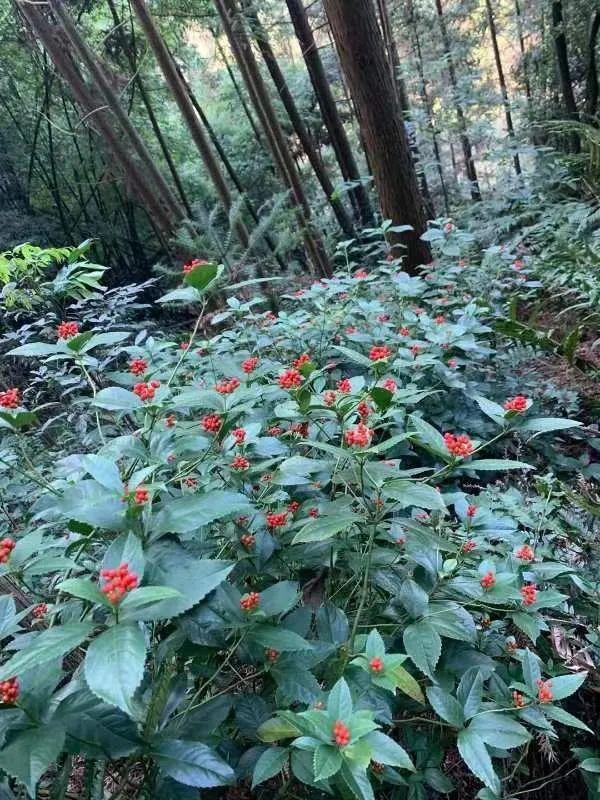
[0,677,19,704]
[33,603,47,618]
[129,358,148,376]
[133,380,160,401]
[232,427,246,444]
[382,378,396,393]
[165,414,176,428]
[369,656,384,674]
[240,592,260,612]
[231,455,250,471]
[293,353,311,368]
[332,720,351,747]
[268,426,283,436]
[201,413,222,433]
[324,390,337,406]
[399,326,411,337]
[100,562,138,604]
[134,486,149,504]
[266,511,288,529]
[57,321,79,339]
[480,571,495,590]
[278,368,303,389]
[240,534,255,549]
[354,269,368,279]
[345,325,356,334]
[443,432,474,457]
[242,357,259,373]
[288,500,300,514]
[0,538,15,563]
[512,690,525,708]
[344,423,373,448]
[521,584,537,605]
[357,401,371,420]
[435,315,446,324]
[337,378,351,392]
[409,344,422,358]
[0,388,20,409]
[369,345,392,361]
[504,395,528,412]
[537,679,553,703]
[183,477,197,488]
[516,544,535,562]
[308,507,319,518]
[466,504,477,518]
[215,378,241,394]
[462,540,476,553]
[265,648,280,663]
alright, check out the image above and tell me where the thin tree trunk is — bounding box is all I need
[130,0,251,248]
[241,0,355,236]
[49,0,184,223]
[215,0,332,277]
[584,11,600,118]
[106,0,193,216]
[323,0,430,270]
[485,0,522,176]
[551,0,579,151]
[408,0,449,214]
[375,0,435,218]
[433,0,481,201]
[285,0,374,226]
[514,0,533,112]
[18,1,175,233]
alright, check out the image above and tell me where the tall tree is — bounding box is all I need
[433,0,481,201]
[322,0,430,270]
[551,0,579,151]
[284,0,374,226]
[485,0,522,176]
[130,0,252,249]
[240,0,355,237]
[514,0,533,113]
[214,0,332,277]
[584,10,600,118]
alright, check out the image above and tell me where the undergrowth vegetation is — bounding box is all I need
[0,220,597,800]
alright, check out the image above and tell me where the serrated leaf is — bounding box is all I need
[426,687,464,727]
[469,713,531,748]
[460,459,533,471]
[82,454,122,492]
[0,722,66,796]
[250,625,311,652]
[327,678,352,723]
[56,578,110,607]
[257,716,301,742]
[151,491,251,535]
[382,480,446,511]
[457,668,483,719]
[547,672,587,700]
[118,586,183,621]
[151,739,235,787]
[403,621,441,679]
[292,514,357,544]
[364,731,414,770]
[93,387,143,411]
[313,744,342,781]
[457,728,500,794]
[251,746,288,787]
[0,622,92,682]
[84,624,146,713]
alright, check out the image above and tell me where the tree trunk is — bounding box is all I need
[130,0,252,248]
[322,0,430,270]
[551,0,579,151]
[375,0,435,219]
[584,11,600,118]
[408,0,449,214]
[214,0,332,277]
[49,0,185,225]
[18,0,175,233]
[285,0,374,226]
[485,0,522,176]
[241,0,355,237]
[514,0,533,113]
[434,0,481,201]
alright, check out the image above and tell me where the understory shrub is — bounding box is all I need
[0,228,596,800]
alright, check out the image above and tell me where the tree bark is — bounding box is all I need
[322,0,430,270]
[285,0,374,226]
[552,0,578,117]
[241,0,355,237]
[514,0,533,113]
[433,0,481,201]
[130,0,252,248]
[584,10,600,118]
[485,0,522,176]
[214,0,332,277]
[18,1,175,233]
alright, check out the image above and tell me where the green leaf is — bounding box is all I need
[252,746,288,787]
[469,713,531,748]
[382,480,446,511]
[151,739,235,787]
[56,578,110,607]
[339,761,375,800]
[460,459,533,471]
[365,629,386,659]
[292,513,357,544]
[158,286,201,304]
[93,387,143,411]
[398,579,429,618]
[66,330,95,351]
[521,648,542,692]
[327,678,353,723]
[313,745,342,781]
[84,624,146,713]
[579,758,600,773]
[151,491,251,535]
[250,625,311,652]
[369,387,393,412]
[0,722,66,796]
[542,705,592,733]
[547,673,587,700]
[457,668,483,719]
[520,417,582,434]
[258,581,299,617]
[257,716,301,743]
[0,622,92,682]
[118,586,183,621]
[82,454,122,492]
[471,395,506,423]
[183,262,222,290]
[102,532,145,581]
[426,687,464,727]
[331,345,373,367]
[0,411,38,430]
[7,342,58,357]
[403,621,441,679]
[364,731,414,770]
[511,612,544,643]
[457,728,500,795]
[390,663,425,703]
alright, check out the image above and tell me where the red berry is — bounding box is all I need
[344,423,373,448]
[57,321,79,339]
[480,571,495,590]
[443,432,474,458]
[369,656,384,674]
[536,679,553,703]
[516,544,535,562]
[129,358,148,376]
[0,388,20,409]
[278,368,303,389]
[201,413,222,433]
[504,395,528,413]
[332,720,351,747]
[242,357,259,373]
[240,591,260,612]
[369,345,392,362]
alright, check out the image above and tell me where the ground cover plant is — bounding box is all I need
[0,225,597,800]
